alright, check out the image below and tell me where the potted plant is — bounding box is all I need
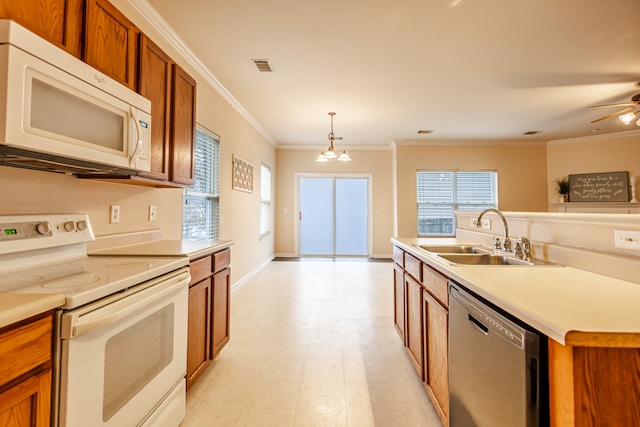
[555,176,569,202]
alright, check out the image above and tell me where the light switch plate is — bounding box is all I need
[481,219,491,230]
[110,205,120,224]
[614,230,640,250]
[149,205,157,221]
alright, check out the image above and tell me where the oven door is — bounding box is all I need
[57,268,189,427]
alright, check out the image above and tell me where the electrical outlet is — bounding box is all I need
[614,230,640,250]
[470,218,478,227]
[149,205,157,221]
[481,219,491,230]
[110,205,120,224]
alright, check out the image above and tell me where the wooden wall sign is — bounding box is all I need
[568,172,629,202]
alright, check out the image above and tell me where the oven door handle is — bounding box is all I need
[63,271,190,339]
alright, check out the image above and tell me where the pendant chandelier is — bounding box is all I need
[315,112,351,162]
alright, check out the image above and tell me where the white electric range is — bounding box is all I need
[0,214,190,427]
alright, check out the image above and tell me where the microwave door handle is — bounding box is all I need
[129,107,143,167]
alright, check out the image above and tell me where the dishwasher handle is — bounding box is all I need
[468,313,489,335]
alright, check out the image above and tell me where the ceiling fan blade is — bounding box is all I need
[588,102,638,109]
[590,106,636,123]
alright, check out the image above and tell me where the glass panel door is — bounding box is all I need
[335,178,368,255]
[299,176,369,256]
[300,177,334,255]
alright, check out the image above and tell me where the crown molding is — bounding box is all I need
[547,129,640,146]
[125,0,276,146]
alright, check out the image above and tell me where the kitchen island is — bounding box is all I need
[392,237,640,427]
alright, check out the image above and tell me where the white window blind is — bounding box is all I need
[417,171,497,236]
[183,126,220,240]
[260,163,272,235]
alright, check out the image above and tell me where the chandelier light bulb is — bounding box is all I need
[619,112,636,125]
[337,150,351,162]
[315,152,329,162]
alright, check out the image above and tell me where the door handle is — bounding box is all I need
[62,271,190,339]
[468,314,489,335]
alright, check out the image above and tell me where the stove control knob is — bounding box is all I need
[76,220,88,231]
[36,222,51,235]
[63,221,76,232]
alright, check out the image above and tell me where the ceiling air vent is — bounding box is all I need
[417,130,433,134]
[253,59,273,72]
[523,130,541,135]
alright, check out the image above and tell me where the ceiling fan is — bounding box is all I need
[588,93,640,124]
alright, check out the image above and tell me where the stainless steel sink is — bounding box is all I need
[415,245,491,254]
[436,253,558,266]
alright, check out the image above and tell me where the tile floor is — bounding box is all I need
[180,259,441,427]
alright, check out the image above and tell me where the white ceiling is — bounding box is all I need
[145,0,640,148]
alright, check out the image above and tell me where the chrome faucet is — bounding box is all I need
[476,208,511,252]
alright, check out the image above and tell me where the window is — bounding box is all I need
[417,171,497,236]
[260,163,272,236]
[183,126,220,240]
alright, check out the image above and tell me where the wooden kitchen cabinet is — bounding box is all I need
[405,273,423,378]
[187,272,212,389]
[170,64,196,186]
[187,247,231,389]
[212,266,230,357]
[393,262,405,342]
[422,264,449,426]
[136,36,197,187]
[548,339,640,426]
[0,311,53,427]
[84,0,139,90]
[137,34,172,181]
[211,248,231,357]
[0,0,83,58]
[392,245,450,426]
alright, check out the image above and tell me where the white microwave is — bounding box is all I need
[0,20,151,176]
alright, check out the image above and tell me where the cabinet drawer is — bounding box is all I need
[392,246,404,266]
[423,264,449,307]
[213,248,231,273]
[190,256,212,285]
[0,314,52,386]
[404,253,422,283]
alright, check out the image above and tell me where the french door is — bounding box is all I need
[298,175,370,256]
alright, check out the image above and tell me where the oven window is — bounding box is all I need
[103,304,174,421]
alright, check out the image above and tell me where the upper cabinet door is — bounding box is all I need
[138,34,172,181]
[84,0,138,90]
[170,64,196,186]
[0,0,84,58]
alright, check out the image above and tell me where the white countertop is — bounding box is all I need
[0,293,65,329]
[393,237,640,347]
[90,239,234,261]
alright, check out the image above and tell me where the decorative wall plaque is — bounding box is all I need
[568,171,629,202]
[232,154,253,193]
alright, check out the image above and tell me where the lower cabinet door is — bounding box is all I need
[0,369,51,427]
[405,274,423,378]
[423,290,449,425]
[187,279,212,389]
[393,263,406,342]
[212,268,230,357]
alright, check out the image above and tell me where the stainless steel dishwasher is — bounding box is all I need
[448,281,548,427]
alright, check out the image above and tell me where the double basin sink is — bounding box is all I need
[415,244,558,266]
